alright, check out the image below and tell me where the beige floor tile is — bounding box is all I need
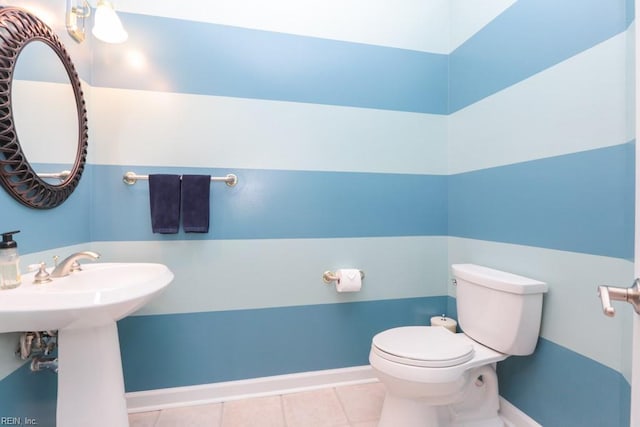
[221,395,285,427]
[335,382,386,423]
[350,422,379,427]
[129,411,160,427]
[155,403,222,427]
[283,388,350,427]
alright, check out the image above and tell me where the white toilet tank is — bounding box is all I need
[452,264,548,356]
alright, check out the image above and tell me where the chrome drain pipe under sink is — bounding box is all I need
[17,331,58,372]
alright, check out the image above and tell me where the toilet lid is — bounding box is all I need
[372,326,474,368]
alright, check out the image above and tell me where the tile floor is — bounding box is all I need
[129,381,385,427]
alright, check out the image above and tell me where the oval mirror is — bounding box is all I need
[0,7,88,209]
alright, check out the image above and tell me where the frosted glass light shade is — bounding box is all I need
[92,0,127,43]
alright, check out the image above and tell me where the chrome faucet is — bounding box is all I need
[50,251,100,278]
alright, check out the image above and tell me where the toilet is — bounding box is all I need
[369,264,548,427]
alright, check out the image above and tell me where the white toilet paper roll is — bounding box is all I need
[335,269,362,292]
[430,316,457,333]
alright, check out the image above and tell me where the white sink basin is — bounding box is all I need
[0,262,173,332]
[0,261,174,427]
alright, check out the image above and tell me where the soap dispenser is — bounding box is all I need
[0,230,21,289]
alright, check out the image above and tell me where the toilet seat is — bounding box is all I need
[372,326,474,368]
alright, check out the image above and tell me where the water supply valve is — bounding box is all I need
[598,279,640,317]
[16,331,58,361]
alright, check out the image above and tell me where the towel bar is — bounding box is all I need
[123,172,238,187]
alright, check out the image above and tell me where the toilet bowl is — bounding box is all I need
[370,264,548,427]
[370,326,507,427]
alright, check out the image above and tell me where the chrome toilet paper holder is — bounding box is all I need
[323,270,365,284]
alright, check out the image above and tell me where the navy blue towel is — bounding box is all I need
[149,174,181,234]
[181,174,211,233]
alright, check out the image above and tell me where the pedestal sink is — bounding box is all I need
[0,262,174,427]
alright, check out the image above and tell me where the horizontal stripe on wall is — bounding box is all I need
[449,27,631,174]
[117,0,514,54]
[115,0,519,54]
[90,165,448,241]
[0,363,56,426]
[117,0,452,53]
[117,296,447,391]
[90,237,449,315]
[1,169,92,254]
[449,0,633,112]
[90,87,449,175]
[92,13,448,114]
[9,146,633,260]
[448,237,634,377]
[15,237,631,379]
[498,338,630,427]
[448,143,635,260]
[23,0,632,117]
[25,0,631,118]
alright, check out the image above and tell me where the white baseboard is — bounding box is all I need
[126,365,378,413]
[500,397,542,427]
[127,365,540,427]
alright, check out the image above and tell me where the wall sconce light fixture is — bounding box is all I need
[92,0,128,43]
[66,0,128,44]
[66,0,90,43]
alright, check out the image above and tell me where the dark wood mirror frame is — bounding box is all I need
[0,7,88,209]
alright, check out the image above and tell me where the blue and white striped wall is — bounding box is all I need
[448,1,634,425]
[0,0,635,426]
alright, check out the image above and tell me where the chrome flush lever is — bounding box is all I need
[598,279,640,317]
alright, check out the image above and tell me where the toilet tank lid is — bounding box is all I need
[452,264,548,295]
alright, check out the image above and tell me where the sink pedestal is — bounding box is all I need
[0,262,174,426]
[57,322,129,427]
